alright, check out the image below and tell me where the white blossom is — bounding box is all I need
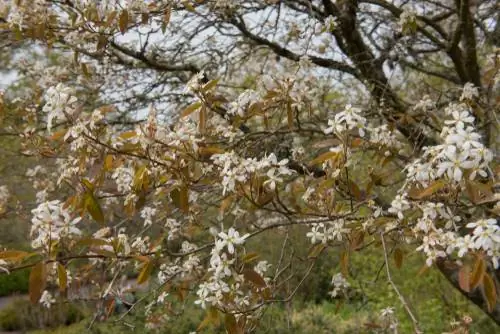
[42,83,78,132]
[39,290,56,308]
[217,227,249,254]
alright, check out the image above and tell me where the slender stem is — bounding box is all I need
[380,232,422,334]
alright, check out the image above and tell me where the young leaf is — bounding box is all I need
[225,313,243,334]
[458,265,471,293]
[197,307,219,331]
[199,105,206,134]
[0,250,30,261]
[309,151,339,166]
[340,250,349,277]
[202,79,219,92]
[119,10,128,34]
[57,263,68,292]
[164,6,172,26]
[243,268,267,288]
[137,260,153,285]
[483,273,497,313]
[286,100,294,129]
[29,262,46,304]
[350,230,364,251]
[242,252,260,264]
[408,180,446,200]
[171,186,189,213]
[308,243,326,259]
[393,248,404,269]
[181,101,202,118]
[84,192,104,224]
[470,257,486,290]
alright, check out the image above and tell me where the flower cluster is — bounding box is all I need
[40,290,56,309]
[211,152,292,195]
[306,219,351,244]
[42,83,79,132]
[31,200,82,249]
[228,90,260,117]
[380,306,399,331]
[406,102,492,184]
[324,104,367,137]
[195,228,251,310]
[329,273,350,298]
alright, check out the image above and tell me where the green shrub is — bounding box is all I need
[0,297,86,331]
[0,268,30,296]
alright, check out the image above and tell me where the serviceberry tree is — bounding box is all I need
[0,0,498,332]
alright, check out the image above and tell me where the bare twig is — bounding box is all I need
[380,232,421,334]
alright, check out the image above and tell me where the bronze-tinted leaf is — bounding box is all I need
[224,313,243,334]
[243,268,267,288]
[340,250,349,277]
[84,192,104,223]
[309,151,339,166]
[137,260,153,285]
[458,265,471,293]
[470,257,486,290]
[483,273,497,313]
[181,101,202,117]
[118,10,128,34]
[164,6,172,26]
[197,307,219,331]
[57,263,67,293]
[408,180,446,200]
[75,237,110,248]
[199,106,206,134]
[104,154,114,170]
[119,131,137,139]
[202,79,219,92]
[308,243,326,259]
[171,186,189,213]
[0,250,30,260]
[242,252,260,264]
[29,262,46,304]
[286,100,294,129]
[348,180,364,201]
[393,248,403,269]
[350,230,364,251]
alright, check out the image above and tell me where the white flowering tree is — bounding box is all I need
[0,0,498,332]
